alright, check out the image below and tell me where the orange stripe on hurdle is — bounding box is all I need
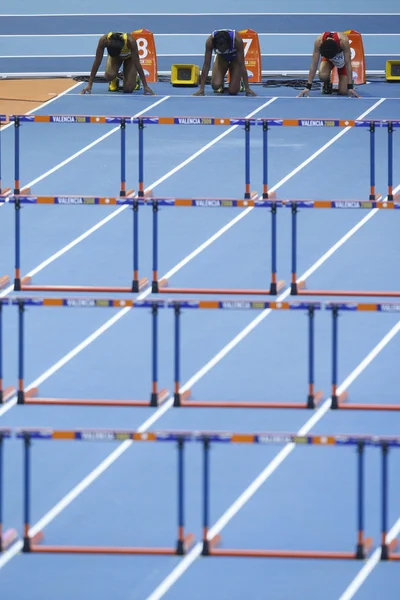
[52,431,76,440]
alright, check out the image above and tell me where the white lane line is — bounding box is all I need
[146,319,400,600]
[0,96,276,297]
[339,518,400,600]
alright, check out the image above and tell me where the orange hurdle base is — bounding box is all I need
[25,532,195,556]
[156,280,286,296]
[293,281,400,298]
[332,391,400,411]
[0,386,17,404]
[20,388,170,408]
[203,536,374,560]
[1,529,18,552]
[174,390,324,409]
[15,277,149,294]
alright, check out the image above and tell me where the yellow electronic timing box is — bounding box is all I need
[171,64,200,86]
[386,60,400,81]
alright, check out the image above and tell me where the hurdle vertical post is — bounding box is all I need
[387,122,394,201]
[262,120,269,199]
[120,118,126,197]
[201,436,211,555]
[244,119,251,199]
[17,300,25,404]
[369,121,377,200]
[380,441,389,560]
[150,302,160,406]
[151,198,159,292]
[173,303,181,406]
[269,201,278,295]
[331,305,340,408]
[22,433,31,552]
[13,116,21,195]
[13,196,22,291]
[138,117,145,197]
[290,202,298,295]
[307,305,317,408]
[176,436,186,555]
[132,198,140,292]
[356,440,366,558]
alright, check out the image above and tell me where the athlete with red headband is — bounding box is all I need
[298,31,360,97]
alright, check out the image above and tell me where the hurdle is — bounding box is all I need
[1,194,151,293]
[170,299,324,409]
[149,197,285,296]
[133,116,262,200]
[0,297,168,407]
[199,429,400,561]
[287,198,400,297]
[327,301,400,410]
[8,115,135,197]
[16,428,195,555]
[0,428,18,553]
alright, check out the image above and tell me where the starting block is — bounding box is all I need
[227,29,262,84]
[331,30,366,86]
[131,29,158,82]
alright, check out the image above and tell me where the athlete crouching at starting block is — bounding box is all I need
[298,31,360,98]
[81,32,155,95]
[193,29,256,96]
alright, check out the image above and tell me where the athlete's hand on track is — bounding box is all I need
[297,88,310,97]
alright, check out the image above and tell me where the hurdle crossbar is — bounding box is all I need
[287,200,400,297]
[0,193,152,294]
[327,302,400,411]
[0,297,168,407]
[0,428,18,553]
[169,299,324,409]
[16,428,195,556]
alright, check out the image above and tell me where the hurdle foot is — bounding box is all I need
[1,386,16,404]
[0,275,10,290]
[202,534,221,556]
[356,537,373,559]
[291,280,307,295]
[331,391,348,409]
[307,391,323,409]
[14,275,32,291]
[176,532,195,555]
[174,390,191,407]
[1,529,18,552]
[153,278,168,293]
[369,192,382,201]
[138,277,149,291]
[263,191,277,200]
[0,188,11,198]
[150,388,169,407]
